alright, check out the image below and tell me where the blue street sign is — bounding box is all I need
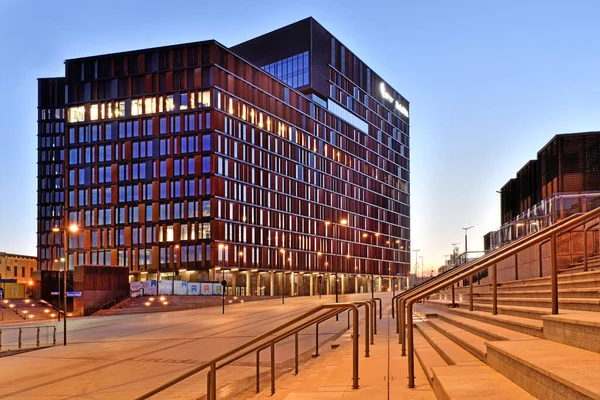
[0,279,17,283]
[51,291,82,297]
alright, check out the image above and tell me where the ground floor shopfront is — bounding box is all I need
[132,269,407,297]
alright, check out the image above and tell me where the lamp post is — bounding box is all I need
[412,249,420,288]
[463,225,475,253]
[53,258,63,322]
[280,249,285,304]
[52,223,79,346]
[419,256,424,282]
[218,244,227,314]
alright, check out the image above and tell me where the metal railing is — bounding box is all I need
[397,208,600,388]
[0,325,57,351]
[136,300,374,400]
[84,289,132,316]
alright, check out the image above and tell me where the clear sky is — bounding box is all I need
[2,0,600,274]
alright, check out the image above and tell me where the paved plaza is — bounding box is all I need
[0,293,384,399]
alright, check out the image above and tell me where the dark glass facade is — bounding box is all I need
[37,18,410,290]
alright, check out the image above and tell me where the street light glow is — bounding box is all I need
[340,219,348,225]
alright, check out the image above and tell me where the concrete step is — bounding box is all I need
[476,288,600,298]
[440,305,544,338]
[498,269,600,288]
[413,328,448,383]
[425,318,487,362]
[487,339,600,399]
[418,305,536,342]
[499,279,600,292]
[455,301,552,320]
[470,297,600,312]
[414,321,482,366]
[542,311,600,354]
[431,365,536,400]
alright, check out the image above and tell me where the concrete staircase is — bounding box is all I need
[0,299,58,324]
[415,267,600,399]
[95,295,266,316]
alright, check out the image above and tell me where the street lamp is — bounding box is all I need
[53,258,63,322]
[52,223,79,346]
[218,244,227,314]
[463,226,475,253]
[412,249,420,288]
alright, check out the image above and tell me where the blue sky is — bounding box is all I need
[2,0,600,273]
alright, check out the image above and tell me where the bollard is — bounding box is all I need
[37,327,40,347]
[53,326,57,346]
[18,328,22,349]
[0,329,2,351]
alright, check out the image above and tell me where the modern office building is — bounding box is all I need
[37,17,410,295]
[488,131,600,250]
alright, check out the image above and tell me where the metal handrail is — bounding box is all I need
[0,325,57,351]
[398,212,582,351]
[84,289,131,316]
[394,213,584,342]
[401,207,600,388]
[136,301,373,400]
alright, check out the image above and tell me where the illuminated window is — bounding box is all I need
[114,101,125,118]
[166,95,175,112]
[166,225,174,242]
[67,106,85,123]
[132,99,142,116]
[144,97,156,114]
[90,105,99,121]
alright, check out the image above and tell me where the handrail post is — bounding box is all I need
[53,326,57,346]
[469,273,473,311]
[584,226,588,272]
[451,284,455,307]
[37,327,40,347]
[391,297,395,319]
[0,329,2,351]
[270,340,275,395]
[365,302,371,356]
[514,253,519,281]
[18,328,22,349]
[352,307,359,389]
[314,323,319,358]
[347,310,351,330]
[371,300,377,335]
[400,299,406,351]
[294,332,299,375]
[539,242,543,277]
[407,301,415,388]
[492,264,498,315]
[206,369,212,400]
[551,234,559,314]
[210,362,217,400]
[255,350,260,393]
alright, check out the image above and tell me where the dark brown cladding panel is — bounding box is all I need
[231,18,312,69]
[38,78,65,108]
